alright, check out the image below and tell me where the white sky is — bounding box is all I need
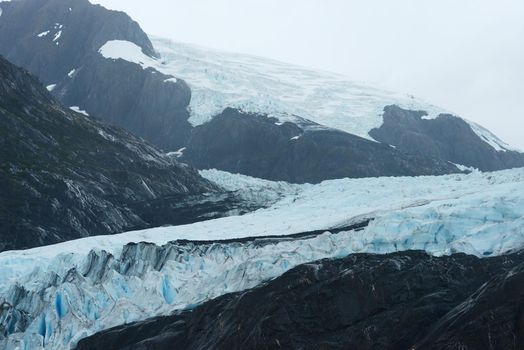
[91,0,524,149]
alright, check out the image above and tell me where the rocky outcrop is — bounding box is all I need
[0,0,193,151]
[75,250,524,350]
[370,105,524,171]
[0,55,235,252]
[181,108,458,183]
[0,0,155,85]
[54,56,193,151]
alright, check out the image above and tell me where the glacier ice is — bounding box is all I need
[0,168,523,349]
[97,37,519,153]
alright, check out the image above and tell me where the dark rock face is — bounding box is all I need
[370,105,524,171]
[54,56,193,150]
[415,262,524,349]
[0,0,155,85]
[0,0,192,151]
[75,250,524,350]
[181,108,458,183]
[0,55,241,252]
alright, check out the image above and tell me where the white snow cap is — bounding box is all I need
[97,37,520,152]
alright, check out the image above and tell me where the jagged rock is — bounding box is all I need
[0,55,242,251]
[0,0,155,84]
[0,0,192,151]
[182,108,458,183]
[370,105,524,171]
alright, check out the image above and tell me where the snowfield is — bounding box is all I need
[1,168,524,349]
[97,37,518,153]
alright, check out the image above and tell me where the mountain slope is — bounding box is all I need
[0,0,155,84]
[182,108,456,183]
[370,105,524,172]
[0,54,239,252]
[0,0,191,151]
[1,0,522,182]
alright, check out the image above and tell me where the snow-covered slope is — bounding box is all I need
[99,38,443,141]
[1,168,524,349]
[98,37,518,153]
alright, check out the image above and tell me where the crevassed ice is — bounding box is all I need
[97,39,446,141]
[0,168,523,349]
[150,37,450,141]
[96,38,519,152]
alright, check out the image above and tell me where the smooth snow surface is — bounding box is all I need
[1,168,523,349]
[96,38,520,152]
[98,39,156,68]
[468,121,521,152]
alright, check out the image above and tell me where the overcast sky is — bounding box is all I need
[91,0,524,149]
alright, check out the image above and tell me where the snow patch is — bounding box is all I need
[166,147,186,158]
[67,69,76,78]
[69,106,89,116]
[52,30,62,42]
[290,135,301,141]
[163,77,177,84]
[449,162,479,173]
[46,84,56,92]
[468,121,520,152]
[97,129,116,142]
[98,40,156,69]
[37,31,50,38]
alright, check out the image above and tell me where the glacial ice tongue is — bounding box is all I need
[0,168,523,349]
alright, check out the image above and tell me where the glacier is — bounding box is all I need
[97,37,517,152]
[1,168,524,349]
